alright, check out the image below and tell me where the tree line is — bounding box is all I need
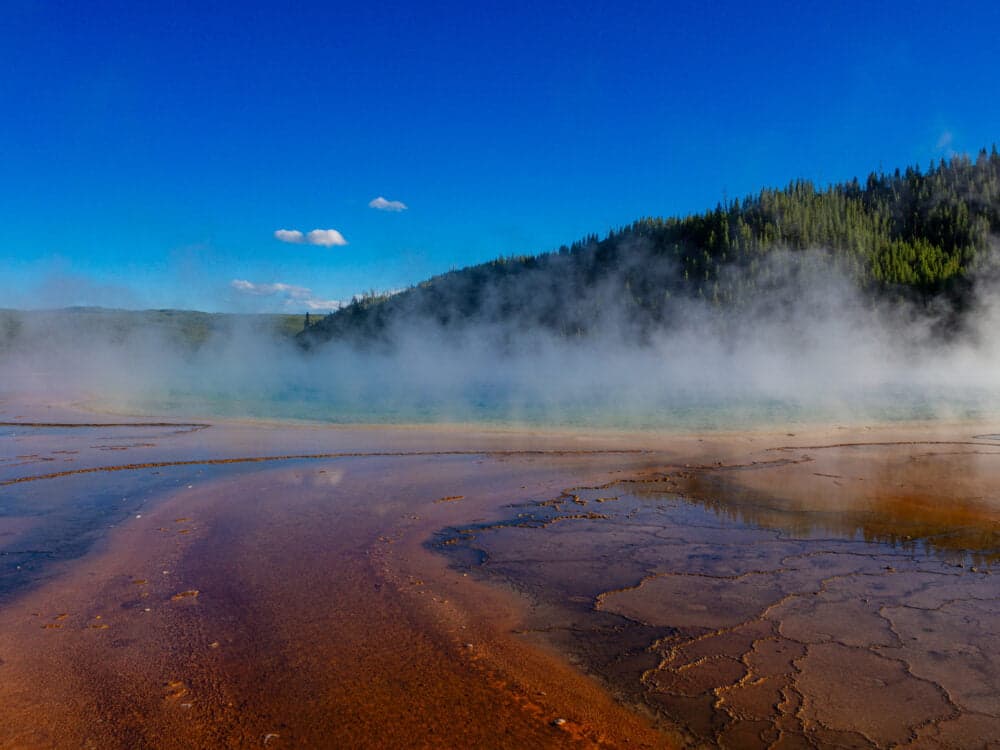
[301,147,1000,347]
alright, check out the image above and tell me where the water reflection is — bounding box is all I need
[438,457,1000,748]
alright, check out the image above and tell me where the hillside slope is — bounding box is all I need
[300,148,1000,348]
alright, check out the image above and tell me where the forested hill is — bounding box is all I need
[300,147,1000,348]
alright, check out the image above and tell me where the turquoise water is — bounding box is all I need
[108,382,1000,430]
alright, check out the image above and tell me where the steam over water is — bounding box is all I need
[92,386,1000,430]
[5,252,1000,428]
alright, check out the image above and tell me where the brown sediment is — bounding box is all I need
[95,442,158,450]
[768,439,1000,449]
[0,439,673,748]
[0,448,647,486]
[1,415,999,748]
[0,421,210,428]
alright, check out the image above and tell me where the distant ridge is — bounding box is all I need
[0,308,309,351]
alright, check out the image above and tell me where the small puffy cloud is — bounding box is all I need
[369,196,408,212]
[305,228,348,246]
[274,229,305,244]
[274,228,348,246]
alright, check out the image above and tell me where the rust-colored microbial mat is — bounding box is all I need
[1,406,999,748]
[0,413,672,749]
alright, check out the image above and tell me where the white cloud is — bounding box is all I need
[274,228,348,247]
[274,229,305,244]
[230,279,312,299]
[230,279,348,311]
[305,228,348,246]
[369,196,408,212]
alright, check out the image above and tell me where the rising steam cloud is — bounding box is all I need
[4,248,1000,428]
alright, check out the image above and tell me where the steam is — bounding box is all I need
[4,248,1000,429]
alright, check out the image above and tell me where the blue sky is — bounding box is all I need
[2,0,999,312]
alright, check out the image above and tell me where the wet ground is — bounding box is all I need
[0,406,671,748]
[1,397,998,748]
[437,442,1000,749]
